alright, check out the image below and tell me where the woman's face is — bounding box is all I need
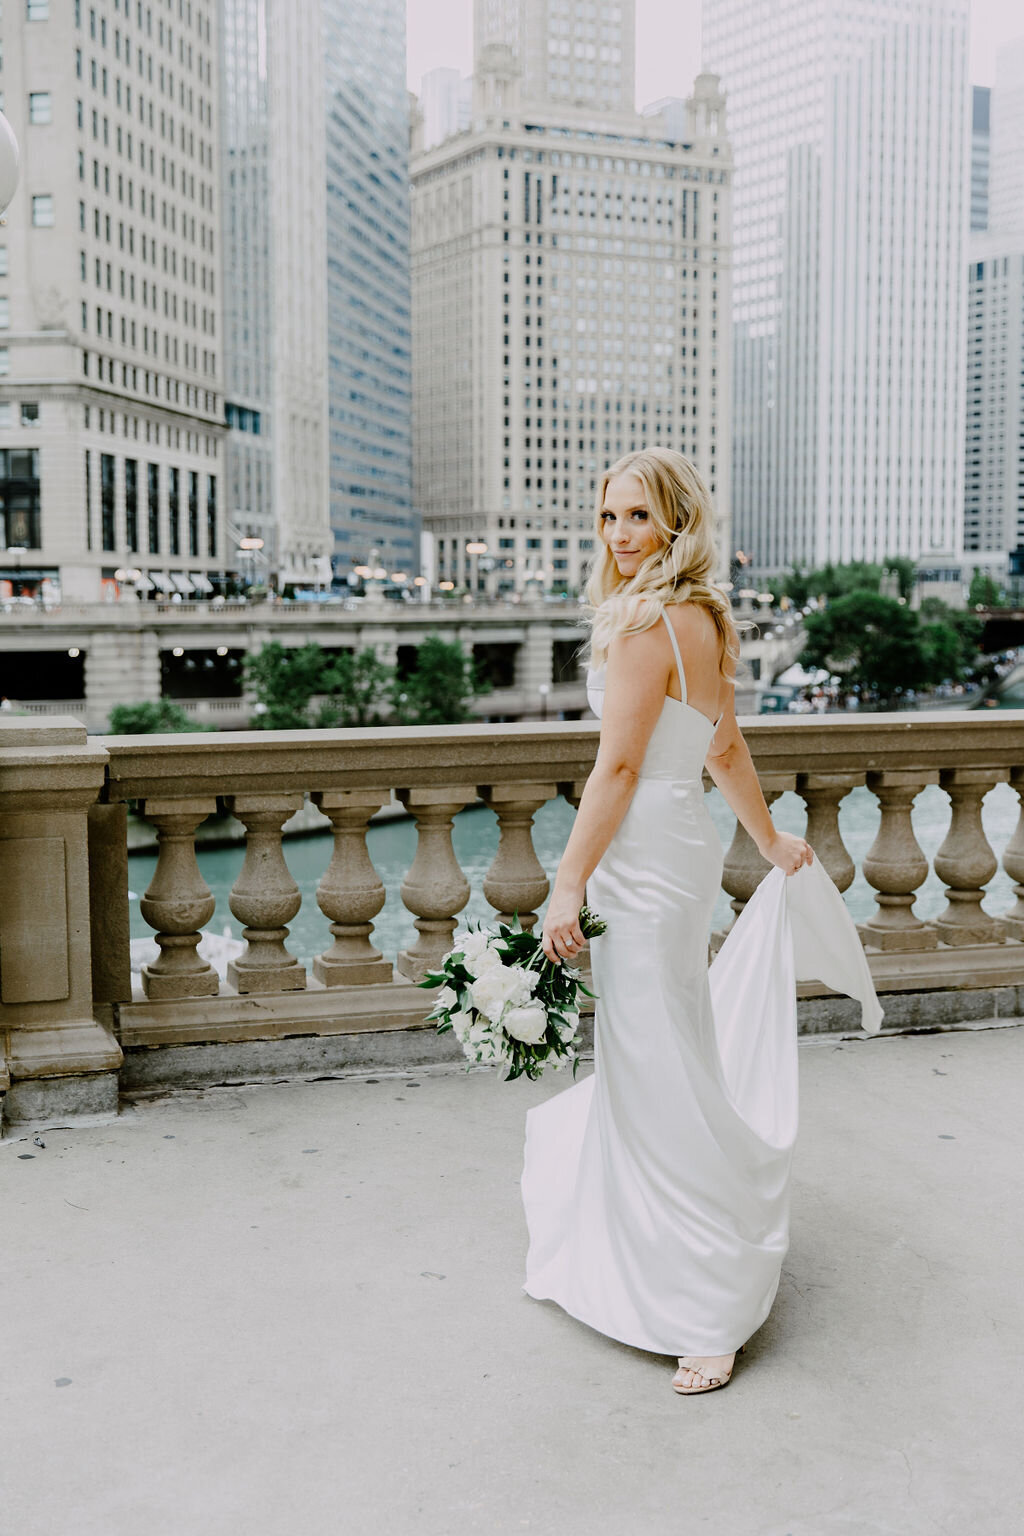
[600,472,663,577]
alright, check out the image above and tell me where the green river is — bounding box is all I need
[128,783,1020,964]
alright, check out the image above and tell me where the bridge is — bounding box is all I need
[0,595,805,732]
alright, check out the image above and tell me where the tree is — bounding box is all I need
[968,568,1005,609]
[799,590,930,704]
[918,599,984,680]
[391,635,491,725]
[243,642,328,729]
[244,641,395,728]
[107,699,213,734]
[317,648,393,727]
[882,555,916,601]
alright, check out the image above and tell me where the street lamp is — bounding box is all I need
[539,682,551,721]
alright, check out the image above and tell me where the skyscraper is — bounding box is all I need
[411,7,732,597]
[988,37,1024,243]
[473,0,636,116]
[323,0,418,575]
[0,0,226,602]
[964,42,1024,565]
[419,67,472,152]
[971,86,991,234]
[703,0,970,573]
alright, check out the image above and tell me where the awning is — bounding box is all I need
[190,572,214,594]
[149,571,172,591]
[135,574,155,591]
[170,573,192,594]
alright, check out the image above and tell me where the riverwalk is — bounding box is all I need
[4,1021,1022,1536]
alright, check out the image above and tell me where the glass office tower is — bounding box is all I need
[703,0,969,572]
[323,0,418,575]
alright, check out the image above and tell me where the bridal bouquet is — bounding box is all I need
[419,906,607,1081]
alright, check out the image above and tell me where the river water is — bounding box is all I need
[128,782,1020,965]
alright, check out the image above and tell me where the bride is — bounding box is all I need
[522,446,814,1396]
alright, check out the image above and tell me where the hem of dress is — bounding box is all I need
[522,1280,753,1360]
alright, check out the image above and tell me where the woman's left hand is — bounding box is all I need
[541,886,588,964]
[759,830,813,876]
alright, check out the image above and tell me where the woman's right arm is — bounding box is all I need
[704,668,813,876]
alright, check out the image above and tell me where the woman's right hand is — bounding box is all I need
[758,830,813,876]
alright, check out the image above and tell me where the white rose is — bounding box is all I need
[434,985,458,1012]
[556,1012,579,1043]
[456,930,496,966]
[448,1009,475,1043]
[474,944,504,974]
[469,965,521,1021]
[504,1004,549,1044]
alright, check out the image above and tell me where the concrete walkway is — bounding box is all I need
[4,1025,1023,1536]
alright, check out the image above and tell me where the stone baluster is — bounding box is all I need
[859,771,939,951]
[224,794,306,992]
[715,773,794,943]
[1000,766,1024,942]
[932,768,1008,946]
[796,772,861,892]
[396,786,475,981]
[479,782,557,930]
[138,797,220,999]
[311,790,393,985]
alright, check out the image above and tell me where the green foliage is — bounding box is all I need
[244,641,393,729]
[106,699,214,734]
[391,635,491,725]
[799,590,983,702]
[316,648,394,727]
[243,642,328,729]
[882,555,916,601]
[968,568,1006,608]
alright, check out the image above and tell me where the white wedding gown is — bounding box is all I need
[522,609,883,1356]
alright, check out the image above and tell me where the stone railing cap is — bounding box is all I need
[0,717,90,748]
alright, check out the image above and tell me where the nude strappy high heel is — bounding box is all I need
[671,1344,746,1395]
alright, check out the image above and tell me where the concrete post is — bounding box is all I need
[515,622,554,715]
[84,627,161,733]
[0,718,122,1122]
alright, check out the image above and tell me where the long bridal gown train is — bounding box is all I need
[521,608,883,1357]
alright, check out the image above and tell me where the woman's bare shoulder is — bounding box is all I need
[664,599,719,643]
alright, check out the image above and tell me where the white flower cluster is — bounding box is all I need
[450,929,547,1045]
[424,921,587,1077]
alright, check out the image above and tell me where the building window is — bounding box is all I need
[125,457,138,552]
[0,249,7,278]
[85,448,93,550]
[188,469,199,557]
[0,449,42,549]
[0,348,8,376]
[31,195,55,227]
[168,465,180,555]
[0,298,8,329]
[27,0,51,18]
[29,93,52,125]
[21,403,39,425]
[100,452,116,551]
[206,473,216,559]
[147,462,160,553]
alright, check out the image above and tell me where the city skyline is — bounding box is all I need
[408,0,1023,104]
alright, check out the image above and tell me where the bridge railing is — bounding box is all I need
[1,710,1022,1112]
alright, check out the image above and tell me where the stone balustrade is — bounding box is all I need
[2,709,1024,1120]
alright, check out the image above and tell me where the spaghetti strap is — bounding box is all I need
[660,607,687,705]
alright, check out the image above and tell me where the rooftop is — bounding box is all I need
[5,1021,1022,1536]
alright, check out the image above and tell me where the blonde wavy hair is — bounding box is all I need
[583,447,744,677]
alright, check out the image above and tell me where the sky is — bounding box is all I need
[407,0,1020,104]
